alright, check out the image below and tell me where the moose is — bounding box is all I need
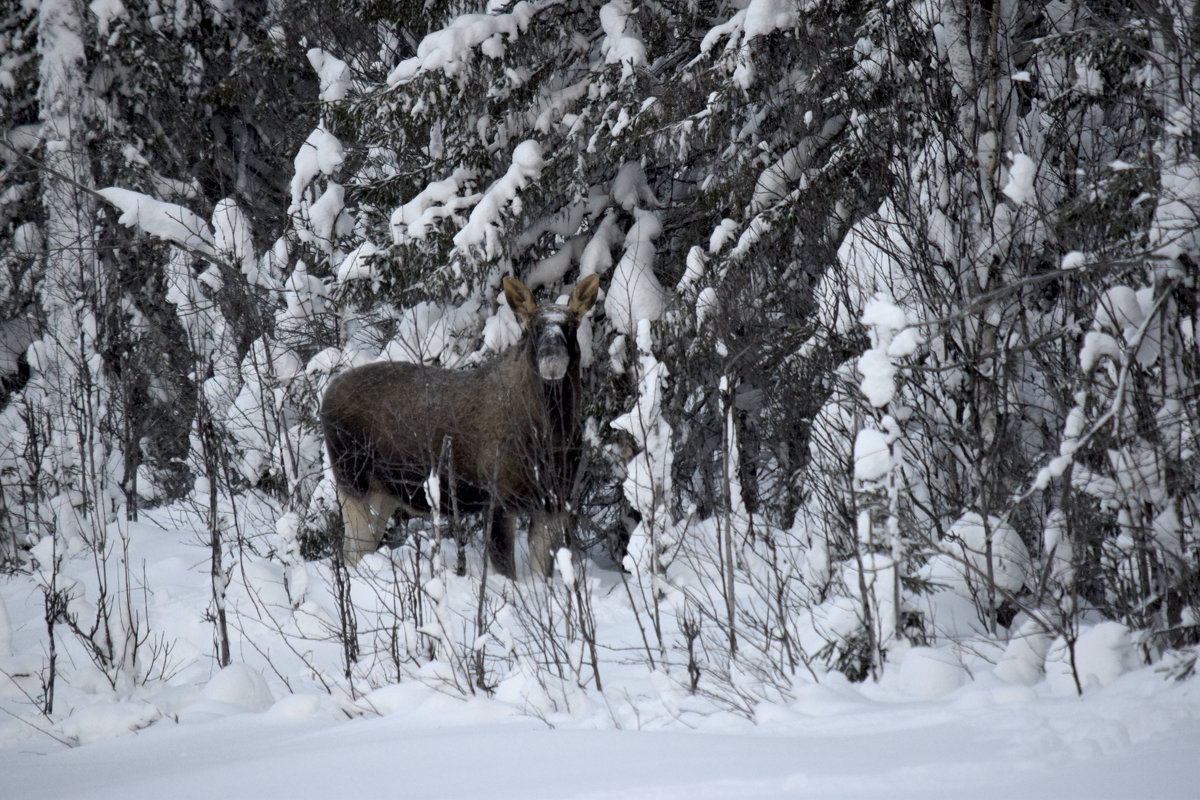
[321,274,600,578]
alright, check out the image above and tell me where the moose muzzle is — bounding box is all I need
[536,327,569,381]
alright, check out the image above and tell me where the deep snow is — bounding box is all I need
[1,508,1197,799]
[3,676,1196,800]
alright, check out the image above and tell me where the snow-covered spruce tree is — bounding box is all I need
[0,0,337,682]
[13,0,157,695]
[3,0,327,535]
[796,0,1199,682]
[1048,1,1199,653]
[0,0,45,562]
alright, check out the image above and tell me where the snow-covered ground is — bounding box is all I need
[4,673,1196,800]
[1,507,1197,799]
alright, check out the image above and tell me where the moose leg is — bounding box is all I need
[338,483,399,565]
[529,511,567,578]
[487,507,516,579]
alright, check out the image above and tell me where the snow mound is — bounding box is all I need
[943,512,1031,594]
[58,701,161,746]
[995,619,1054,685]
[200,664,275,713]
[1046,622,1139,696]
[897,646,967,698]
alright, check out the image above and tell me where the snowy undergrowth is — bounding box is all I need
[1,497,1196,752]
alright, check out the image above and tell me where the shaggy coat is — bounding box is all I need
[321,275,599,577]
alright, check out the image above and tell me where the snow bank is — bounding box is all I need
[995,619,1054,685]
[0,594,10,656]
[57,701,161,746]
[1,504,1198,800]
[897,646,967,698]
[200,664,275,713]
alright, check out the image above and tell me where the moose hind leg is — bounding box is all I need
[529,511,566,578]
[338,485,399,565]
[487,507,516,579]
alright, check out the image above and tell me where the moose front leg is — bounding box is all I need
[528,511,567,578]
[338,483,399,565]
[487,507,517,579]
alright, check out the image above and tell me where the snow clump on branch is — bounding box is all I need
[599,0,647,80]
[453,140,543,259]
[386,1,537,85]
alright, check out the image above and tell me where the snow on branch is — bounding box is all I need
[97,187,215,257]
[858,292,919,408]
[452,140,543,259]
[307,49,351,103]
[700,0,799,55]
[391,169,480,245]
[386,0,540,85]
[751,115,846,213]
[289,126,344,211]
[599,0,646,80]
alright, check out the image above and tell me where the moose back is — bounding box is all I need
[321,275,600,577]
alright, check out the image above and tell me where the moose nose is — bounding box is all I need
[538,352,569,380]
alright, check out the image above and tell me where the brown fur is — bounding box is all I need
[321,275,599,577]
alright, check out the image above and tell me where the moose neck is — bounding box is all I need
[539,369,578,436]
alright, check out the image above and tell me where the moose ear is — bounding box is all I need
[567,274,600,318]
[502,276,537,325]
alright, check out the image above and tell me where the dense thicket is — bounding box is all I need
[1,0,1196,697]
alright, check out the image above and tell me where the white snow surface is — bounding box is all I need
[0,508,1197,799]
